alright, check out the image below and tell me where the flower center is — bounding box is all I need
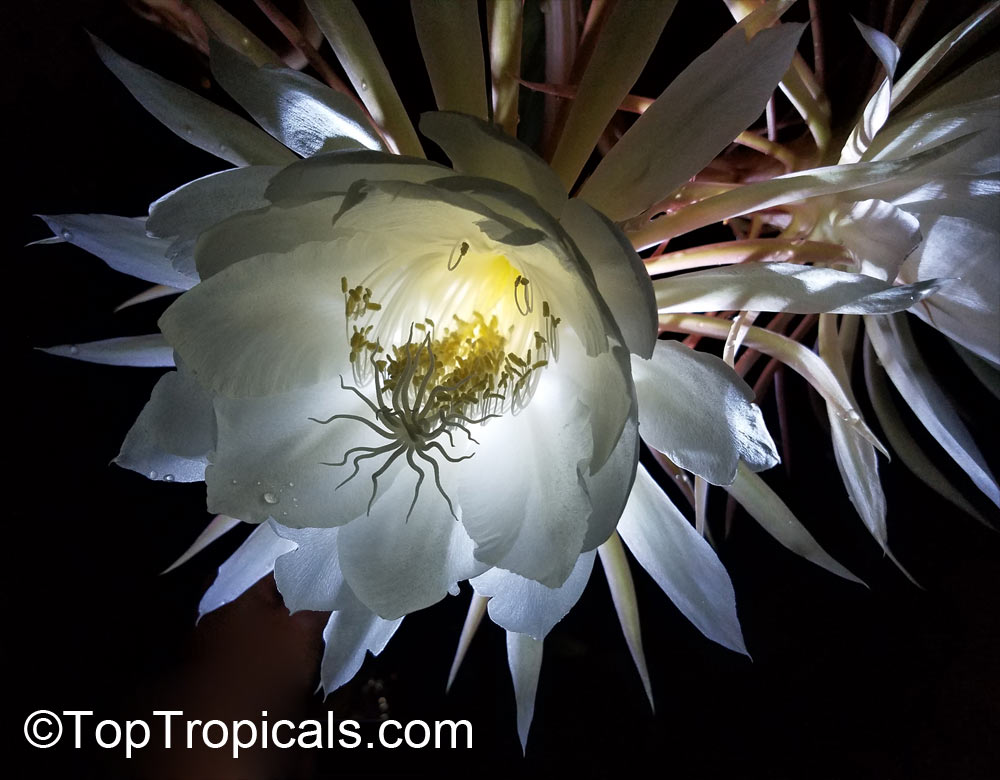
[311,243,561,520]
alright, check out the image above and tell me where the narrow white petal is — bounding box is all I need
[866,313,999,506]
[840,20,899,164]
[580,23,804,221]
[210,41,385,157]
[726,463,864,584]
[163,515,242,574]
[598,532,654,710]
[654,263,941,315]
[320,598,403,695]
[471,551,595,640]
[631,341,778,486]
[37,214,196,289]
[822,199,922,281]
[505,631,543,755]
[617,465,747,654]
[90,35,295,167]
[198,523,297,618]
[40,334,174,367]
[411,4,489,119]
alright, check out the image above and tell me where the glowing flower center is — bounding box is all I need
[311,244,561,519]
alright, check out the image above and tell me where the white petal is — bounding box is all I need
[116,369,215,483]
[40,334,174,367]
[898,214,1000,363]
[271,525,355,613]
[337,471,484,619]
[471,551,595,640]
[210,40,385,157]
[320,599,403,695]
[839,20,899,164]
[725,463,864,584]
[163,515,242,574]
[581,414,639,552]
[411,5,488,119]
[37,214,196,289]
[631,341,778,485]
[90,35,295,167]
[654,262,941,315]
[419,112,567,218]
[455,336,595,586]
[160,240,353,398]
[192,195,344,279]
[580,23,804,221]
[617,465,747,654]
[505,631,543,754]
[198,523,297,618]
[207,378,386,528]
[559,198,657,358]
[598,532,654,710]
[147,166,280,276]
[264,150,450,203]
[823,199,922,281]
[866,313,999,506]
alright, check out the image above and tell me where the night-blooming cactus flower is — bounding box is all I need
[35,0,957,751]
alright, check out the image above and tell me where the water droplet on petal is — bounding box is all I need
[148,470,158,480]
[287,482,294,488]
[61,229,73,240]
[231,479,238,485]
[360,79,368,90]
[163,474,175,482]
[262,492,279,505]
[68,345,79,355]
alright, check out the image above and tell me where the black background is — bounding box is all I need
[7,1,1000,777]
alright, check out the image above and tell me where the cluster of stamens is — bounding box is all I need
[312,250,561,520]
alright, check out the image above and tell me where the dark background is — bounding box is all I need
[7,1,999,777]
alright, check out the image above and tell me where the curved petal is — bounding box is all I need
[160,240,355,397]
[90,35,295,167]
[146,166,280,276]
[471,550,595,641]
[320,598,403,695]
[866,313,999,506]
[116,369,215,483]
[37,214,196,290]
[210,40,385,157]
[207,378,390,527]
[617,465,747,655]
[631,341,778,485]
[559,198,657,358]
[198,523,297,619]
[271,525,355,612]
[454,333,596,587]
[581,413,639,552]
[419,112,567,218]
[265,150,450,203]
[726,463,864,584]
[337,470,484,619]
[192,195,345,279]
[821,199,922,281]
[898,214,1000,363]
[654,262,942,315]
